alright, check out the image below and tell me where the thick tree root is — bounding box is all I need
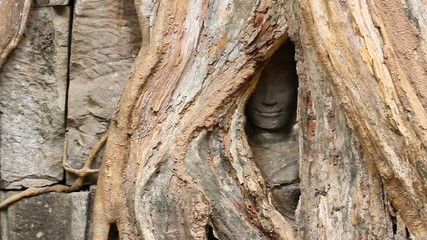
[0,132,108,209]
[0,0,32,69]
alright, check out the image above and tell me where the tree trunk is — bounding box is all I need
[297,0,427,238]
[0,0,31,68]
[87,0,427,239]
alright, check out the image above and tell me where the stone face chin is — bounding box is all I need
[249,110,291,130]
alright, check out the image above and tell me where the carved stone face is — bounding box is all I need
[247,53,297,130]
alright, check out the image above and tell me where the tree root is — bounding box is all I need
[0,0,106,210]
[0,0,32,69]
[0,132,108,209]
[63,132,108,177]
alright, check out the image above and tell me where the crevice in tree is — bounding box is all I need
[405,227,411,239]
[391,214,397,235]
[245,40,300,221]
[107,222,119,240]
[206,224,219,240]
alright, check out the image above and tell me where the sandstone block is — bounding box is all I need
[66,0,141,183]
[0,6,70,189]
[0,191,90,240]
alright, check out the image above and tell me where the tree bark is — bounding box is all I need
[87,0,427,239]
[93,0,296,239]
[0,0,32,68]
[0,0,425,239]
[297,0,427,239]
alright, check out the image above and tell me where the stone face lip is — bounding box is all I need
[0,6,70,189]
[254,108,285,117]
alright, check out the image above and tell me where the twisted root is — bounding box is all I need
[0,132,108,209]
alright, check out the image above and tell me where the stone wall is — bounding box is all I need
[0,2,69,190]
[0,0,141,239]
[66,0,141,184]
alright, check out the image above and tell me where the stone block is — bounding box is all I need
[84,185,97,239]
[0,191,90,240]
[0,6,70,189]
[66,0,141,183]
[35,0,69,7]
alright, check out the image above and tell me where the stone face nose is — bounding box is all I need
[260,94,278,106]
[261,100,278,107]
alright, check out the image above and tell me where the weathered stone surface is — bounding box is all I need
[35,0,69,7]
[84,185,97,239]
[70,192,90,240]
[250,136,300,220]
[0,6,70,189]
[66,0,141,183]
[0,191,90,240]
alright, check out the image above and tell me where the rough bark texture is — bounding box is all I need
[93,0,427,239]
[297,0,427,238]
[93,0,296,239]
[66,0,141,184]
[0,0,426,239]
[0,0,32,68]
